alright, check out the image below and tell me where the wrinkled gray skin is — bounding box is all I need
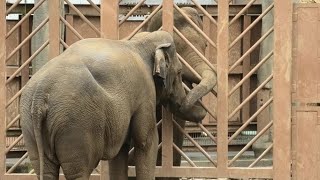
[20,31,206,180]
[146,7,217,111]
[142,8,216,179]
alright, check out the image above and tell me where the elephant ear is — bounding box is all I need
[153,43,171,79]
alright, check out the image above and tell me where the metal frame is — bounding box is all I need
[1,0,293,179]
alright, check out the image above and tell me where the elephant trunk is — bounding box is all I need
[179,51,217,115]
[165,77,206,122]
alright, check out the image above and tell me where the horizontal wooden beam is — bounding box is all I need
[128,166,272,178]
[6,66,31,78]
[6,3,261,17]
[4,174,100,180]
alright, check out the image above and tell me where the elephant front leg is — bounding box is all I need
[131,102,159,180]
[134,127,158,180]
[109,143,130,180]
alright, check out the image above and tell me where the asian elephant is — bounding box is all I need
[20,31,206,180]
[143,7,217,177]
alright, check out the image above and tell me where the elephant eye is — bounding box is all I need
[177,69,182,75]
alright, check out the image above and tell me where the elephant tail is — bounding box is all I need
[31,83,47,180]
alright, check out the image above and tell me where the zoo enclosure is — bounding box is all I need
[0,0,299,179]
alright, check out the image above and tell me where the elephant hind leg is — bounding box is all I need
[29,157,60,180]
[55,128,102,180]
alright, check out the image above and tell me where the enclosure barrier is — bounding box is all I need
[1,0,292,179]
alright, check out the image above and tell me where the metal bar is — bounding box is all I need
[172,143,197,167]
[101,0,118,39]
[174,27,216,73]
[229,2,274,49]
[60,15,84,40]
[6,114,21,131]
[6,40,50,85]
[6,0,23,15]
[6,0,46,38]
[173,4,217,49]
[65,0,101,37]
[172,119,217,167]
[6,152,29,174]
[228,121,273,166]
[177,53,202,80]
[6,17,49,63]
[124,4,162,40]
[0,0,6,178]
[217,0,229,175]
[228,74,273,120]
[273,0,292,179]
[229,27,274,73]
[87,0,100,14]
[229,0,257,26]
[5,134,23,154]
[182,83,217,120]
[190,0,217,26]
[228,97,273,143]
[119,0,146,26]
[129,142,163,155]
[178,53,217,97]
[60,38,69,49]
[5,87,24,108]
[197,123,217,143]
[248,143,273,168]
[229,51,273,96]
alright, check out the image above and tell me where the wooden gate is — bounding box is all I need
[1,0,292,179]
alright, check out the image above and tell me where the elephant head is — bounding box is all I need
[138,32,206,122]
[146,7,217,113]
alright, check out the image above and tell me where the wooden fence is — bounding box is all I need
[0,0,295,179]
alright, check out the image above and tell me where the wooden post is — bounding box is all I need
[217,0,229,177]
[101,0,119,39]
[273,0,292,180]
[162,0,174,170]
[0,0,6,178]
[100,1,119,179]
[48,0,60,59]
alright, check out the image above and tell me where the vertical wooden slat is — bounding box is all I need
[101,0,119,39]
[48,0,60,59]
[162,0,174,33]
[0,0,6,178]
[162,0,174,170]
[242,15,251,123]
[217,0,229,177]
[100,0,119,179]
[203,16,216,124]
[273,0,292,180]
[65,15,75,46]
[21,17,30,86]
[100,161,109,180]
[162,108,173,168]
